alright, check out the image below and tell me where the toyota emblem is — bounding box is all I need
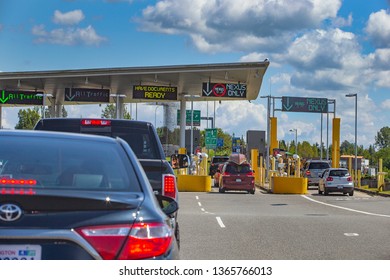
[0,204,23,222]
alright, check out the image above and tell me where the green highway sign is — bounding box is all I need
[205,128,217,149]
[177,110,201,126]
[282,96,328,113]
[0,89,43,105]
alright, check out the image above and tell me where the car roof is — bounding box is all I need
[326,168,349,170]
[0,129,118,144]
[36,117,153,128]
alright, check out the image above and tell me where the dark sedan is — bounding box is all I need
[0,130,179,260]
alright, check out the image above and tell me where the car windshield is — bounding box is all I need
[329,170,349,177]
[310,162,330,169]
[213,157,229,163]
[225,163,251,174]
[0,135,138,191]
[84,129,157,160]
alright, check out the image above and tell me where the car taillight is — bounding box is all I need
[326,177,333,181]
[0,178,37,185]
[81,119,111,126]
[1,188,36,195]
[347,176,352,182]
[306,170,311,176]
[223,172,231,176]
[163,174,177,200]
[247,171,254,176]
[76,222,173,260]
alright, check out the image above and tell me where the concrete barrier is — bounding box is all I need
[177,174,212,192]
[271,176,308,194]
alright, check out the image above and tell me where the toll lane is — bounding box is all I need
[178,188,390,259]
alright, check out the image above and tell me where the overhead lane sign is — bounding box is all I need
[133,85,177,100]
[205,128,217,149]
[0,89,43,105]
[65,88,110,102]
[202,82,247,98]
[282,96,328,113]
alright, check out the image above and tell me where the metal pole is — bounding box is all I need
[346,94,358,184]
[295,129,298,155]
[320,114,323,160]
[326,110,329,160]
[190,100,194,156]
[354,95,358,184]
[214,101,216,129]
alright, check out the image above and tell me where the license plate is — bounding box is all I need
[337,185,343,189]
[236,179,242,182]
[0,245,42,260]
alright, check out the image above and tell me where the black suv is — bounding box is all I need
[209,155,230,177]
[34,118,180,246]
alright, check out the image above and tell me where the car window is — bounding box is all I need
[225,163,251,174]
[0,135,140,192]
[309,162,330,169]
[213,157,229,164]
[329,170,349,177]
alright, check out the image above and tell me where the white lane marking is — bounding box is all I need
[198,202,202,207]
[302,195,390,218]
[195,196,199,200]
[201,208,205,212]
[344,233,359,237]
[216,217,226,228]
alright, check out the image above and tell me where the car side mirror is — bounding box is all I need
[156,194,179,216]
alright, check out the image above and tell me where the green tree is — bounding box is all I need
[15,107,41,129]
[44,105,68,118]
[340,140,354,155]
[101,104,131,119]
[375,126,390,149]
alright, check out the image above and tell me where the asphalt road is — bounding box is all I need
[178,187,390,260]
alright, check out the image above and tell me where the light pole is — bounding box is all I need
[289,128,298,155]
[346,93,358,185]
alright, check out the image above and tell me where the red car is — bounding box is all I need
[218,154,255,194]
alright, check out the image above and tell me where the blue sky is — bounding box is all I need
[1,0,390,149]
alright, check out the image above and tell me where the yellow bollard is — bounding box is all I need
[251,149,259,185]
[295,157,301,178]
[260,156,264,187]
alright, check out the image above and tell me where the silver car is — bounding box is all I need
[318,168,354,196]
[303,160,331,186]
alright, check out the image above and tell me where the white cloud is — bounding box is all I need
[53,10,85,25]
[32,25,106,46]
[365,9,390,48]
[32,9,105,46]
[136,0,342,53]
[381,99,390,109]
